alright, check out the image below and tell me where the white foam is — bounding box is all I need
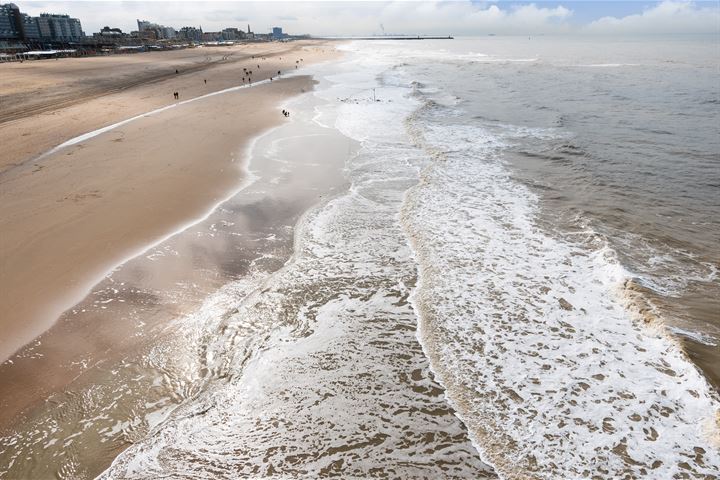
[668,326,719,347]
[98,42,492,480]
[575,63,641,67]
[402,111,720,478]
[325,43,720,477]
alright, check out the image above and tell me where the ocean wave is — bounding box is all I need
[400,96,720,478]
[100,49,493,479]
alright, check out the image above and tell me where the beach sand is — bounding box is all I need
[0,92,354,477]
[0,41,332,171]
[0,41,337,363]
[0,40,345,476]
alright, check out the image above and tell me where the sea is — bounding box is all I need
[2,36,719,479]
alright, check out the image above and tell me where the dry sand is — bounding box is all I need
[0,41,333,171]
[0,41,338,362]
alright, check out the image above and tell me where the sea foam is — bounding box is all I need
[401,95,720,477]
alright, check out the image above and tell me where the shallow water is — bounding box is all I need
[103,37,719,478]
[394,36,720,476]
[101,51,493,479]
[393,36,720,386]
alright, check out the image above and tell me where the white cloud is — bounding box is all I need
[364,1,575,35]
[586,1,720,34]
[15,1,720,36]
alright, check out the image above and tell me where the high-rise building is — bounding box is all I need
[0,3,22,40]
[1,4,83,42]
[272,27,283,40]
[20,12,39,39]
[137,19,155,32]
[137,19,175,40]
[37,13,84,41]
[178,26,202,42]
[221,27,244,41]
[161,26,176,39]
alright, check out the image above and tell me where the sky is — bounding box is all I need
[14,0,720,36]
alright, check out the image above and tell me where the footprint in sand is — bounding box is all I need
[57,190,102,203]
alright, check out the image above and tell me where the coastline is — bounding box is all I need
[0,41,336,172]
[0,52,354,477]
[0,41,338,363]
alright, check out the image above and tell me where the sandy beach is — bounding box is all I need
[0,41,334,170]
[0,74,356,478]
[0,41,336,364]
[0,40,350,477]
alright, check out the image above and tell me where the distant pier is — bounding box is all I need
[315,36,453,41]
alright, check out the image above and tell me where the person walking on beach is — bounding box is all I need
[204,79,207,84]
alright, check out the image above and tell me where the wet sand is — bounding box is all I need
[0,99,355,478]
[0,42,337,363]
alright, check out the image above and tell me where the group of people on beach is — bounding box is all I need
[168,55,307,103]
[243,67,253,84]
[282,109,290,117]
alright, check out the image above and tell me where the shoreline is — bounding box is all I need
[0,42,339,362]
[0,77,311,362]
[0,40,337,174]
[0,78,354,478]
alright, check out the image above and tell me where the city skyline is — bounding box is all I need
[12,0,720,37]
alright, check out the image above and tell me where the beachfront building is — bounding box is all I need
[0,4,40,41]
[137,29,157,41]
[19,12,39,39]
[178,26,203,42]
[202,31,222,42]
[37,13,84,42]
[136,19,157,33]
[0,3,21,40]
[272,27,283,40]
[137,19,175,40]
[1,4,82,47]
[221,27,245,41]
[161,26,176,39]
[93,26,125,41]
